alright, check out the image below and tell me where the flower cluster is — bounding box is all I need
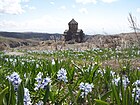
[112,76,130,89]
[34,72,51,91]
[24,88,31,105]
[34,72,43,90]
[132,87,140,103]
[132,80,140,103]
[122,76,130,89]
[112,77,120,86]
[133,80,140,87]
[6,72,22,91]
[79,82,94,98]
[57,68,68,83]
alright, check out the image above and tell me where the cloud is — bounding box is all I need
[76,0,97,4]
[75,0,118,4]
[60,6,66,10]
[0,14,130,34]
[21,0,30,2]
[50,1,55,5]
[0,20,17,27]
[72,4,76,8]
[79,8,88,14]
[0,0,30,15]
[137,8,140,13]
[24,5,36,10]
[101,0,118,3]
[0,15,68,33]
[28,6,36,10]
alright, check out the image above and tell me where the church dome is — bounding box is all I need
[68,19,78,25]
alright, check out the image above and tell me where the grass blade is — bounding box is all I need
[0,87,8,105]
[94,99,109,105]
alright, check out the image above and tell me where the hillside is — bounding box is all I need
[0,32,62,41]
[85,32,140,48]
[0,36,39,50]
[1,31,140,50]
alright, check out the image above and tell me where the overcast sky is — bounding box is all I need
[0,0,140,34]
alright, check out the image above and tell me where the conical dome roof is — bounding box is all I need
[68,19,78,25]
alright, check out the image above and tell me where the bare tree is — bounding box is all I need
[128,13,140,46]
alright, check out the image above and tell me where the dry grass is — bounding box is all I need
[102,58,140,70]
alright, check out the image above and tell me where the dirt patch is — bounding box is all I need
[5,52,25,56]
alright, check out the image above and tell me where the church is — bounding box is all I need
[64,19,85,43]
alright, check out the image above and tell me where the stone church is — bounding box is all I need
[64,19,85,43]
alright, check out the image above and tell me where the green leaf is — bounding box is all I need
[76,90,81,103]
[43,85,50,105]
[111,84,121,105]
[87,95,92,105]
[17,83,24,105]
[49,91,55,103]
[90,64,99,82]
[101,90,112,101]
[8,83,16,105]
[94,99,109,105]
[72,62,84,75]
[25,73,30,87]
[0,87,8,105]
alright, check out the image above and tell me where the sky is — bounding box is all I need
[0,0,140,35]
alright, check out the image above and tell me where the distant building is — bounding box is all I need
[64,19,85,43]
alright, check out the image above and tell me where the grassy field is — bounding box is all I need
[0,47,140,105]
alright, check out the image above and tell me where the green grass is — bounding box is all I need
[0,47,140,105]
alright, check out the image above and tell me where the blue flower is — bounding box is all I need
[34,72,51,90]
[57,68,68,83]
[6,72,22,91]
[122,76,130,89]
[112,76,130,89]
[133,80,140,88]
[79,82,94,98]
[112,76,120,86]
[132,80,140,103]
[40,77,51,89]
[35,72,43,83]
[34,72,43,91]
[24,88,31,105]
[132,87,140,103]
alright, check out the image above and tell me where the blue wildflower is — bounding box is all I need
[112,77,120,86]
[112,76,130,89]
[79,82,94,98]
[122,76,130,89]
[24,88,31,105]
[132,80,140,103]
[34,72,51,90]
[133,80,140,87]
[40,77,51,89]
[6,72,22,91]
[34,72,43,91]
[132,87,140,103]
[57,68,68,83]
